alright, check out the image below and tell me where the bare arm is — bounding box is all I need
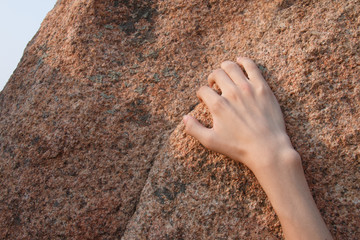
[183,57,332,240]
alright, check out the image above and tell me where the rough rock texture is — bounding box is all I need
[0,0,359,239]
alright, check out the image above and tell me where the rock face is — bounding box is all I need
[0,0,359,239]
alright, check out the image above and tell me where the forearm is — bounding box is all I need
[253,150,333,240]
[184,57,333,239]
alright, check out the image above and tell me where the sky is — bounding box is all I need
[0,0,57,92]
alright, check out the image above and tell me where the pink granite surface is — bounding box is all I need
[0,0,359,239]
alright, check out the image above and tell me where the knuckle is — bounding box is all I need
[207,70,220,84]
[241,57,254,64]
[221,61,238,71]
[198,85,207,92]
[184,120,193,133]
[202,134,215,149]
[227,88,240,100]
[196,86,207,96]
[257,84,269,96]
[210,68,224,77]
[212,97,227,112]
[239,82,252,93]
[242,58,257,69]
[207,72,214,82]
[196,90,200,98]
[207,72,215,84]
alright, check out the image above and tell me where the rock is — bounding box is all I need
[0,0,359,239]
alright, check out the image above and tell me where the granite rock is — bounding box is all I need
[0,0,359,239]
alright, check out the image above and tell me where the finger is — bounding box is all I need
[196,86,227,114]
[220,61,249,85]
[207,69,236,94]
[183,115,215,149]
[236,57,267,86]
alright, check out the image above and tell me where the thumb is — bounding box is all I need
[183,115,214,149]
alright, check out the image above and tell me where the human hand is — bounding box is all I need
[183,57,333,239]
[183,57,296,173]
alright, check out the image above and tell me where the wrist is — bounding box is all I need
[257,147,301,172]
[250,148,332,239]
[260,146,301,175]
[249,136,302,178]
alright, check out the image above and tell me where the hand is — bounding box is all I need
[183,57,333,239]
[183,57,295,172]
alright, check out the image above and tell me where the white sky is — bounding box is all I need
[0,0,57,92]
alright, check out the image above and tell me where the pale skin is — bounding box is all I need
[183,57,333,240]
